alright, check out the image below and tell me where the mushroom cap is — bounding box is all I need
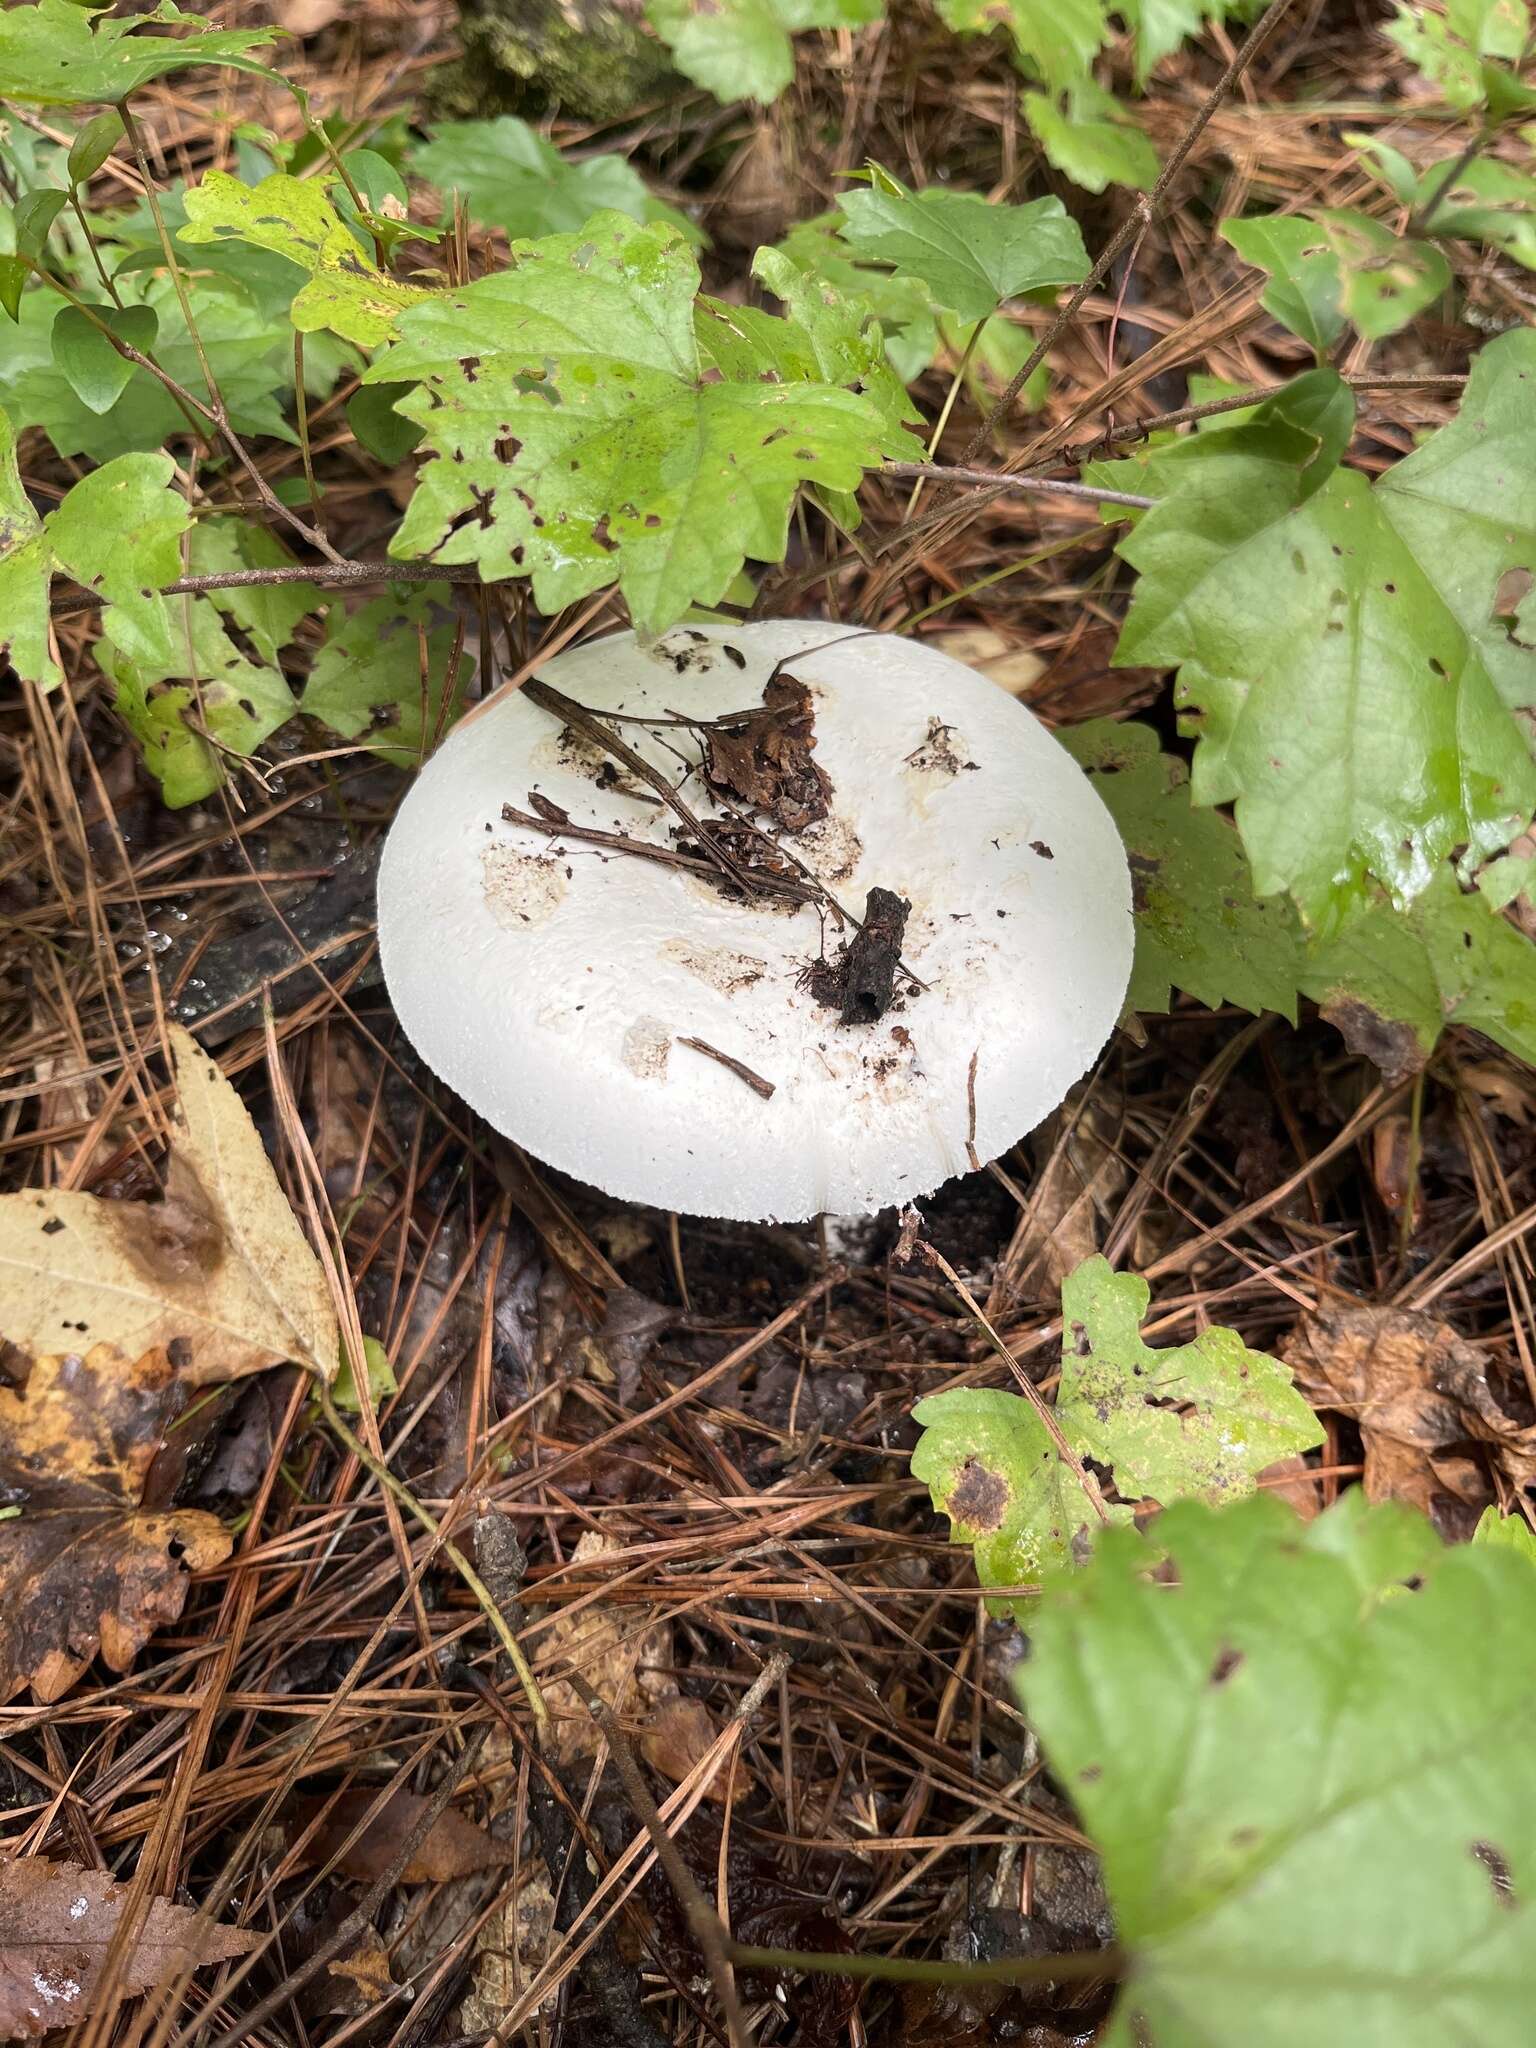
[377,621,1132,1222]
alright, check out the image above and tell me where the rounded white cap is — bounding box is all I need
[377,621,1132,1222]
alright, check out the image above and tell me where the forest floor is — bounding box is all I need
[4,0,1535,2043]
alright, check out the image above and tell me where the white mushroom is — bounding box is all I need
[376,621,1133,1222]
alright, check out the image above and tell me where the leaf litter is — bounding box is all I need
[6,12,1536,2048]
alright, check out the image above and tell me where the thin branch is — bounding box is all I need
[884,461,1154,510]
[49,559,482,619]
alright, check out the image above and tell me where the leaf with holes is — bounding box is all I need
[0,0,279,106]
[0,1855,256,2033]
[838,167,1089,322]
[1095,329,1536,926]
[1223,210,1449,349]
[303,584,469,766]
[99,596,298,806]
[1021,1491,1536,2048]
[646,0,883,104]
[369,212,913,633]
[1057,1257,1322,1506]
[180,172,438,347]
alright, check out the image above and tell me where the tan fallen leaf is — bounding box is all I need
[0,1344,234,1703]
[0,1855,254,2041]
[640,1694,742,1803]
[284,1789,514,1884]
[0,1025,337,1383]
[460,1877,556,2034]
[538,1530,672,1765]
[929,626,1045,699]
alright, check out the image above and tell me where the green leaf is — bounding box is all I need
[1220,213,1344,352]
[67,109,123,188]
[0,256,28,324]
[1426,155,1536,269]
[186,517,324,665]
[411,117,700,243]
[49,302,157,415]
[1322,209,1450,338]
[0,275,295,462]
[101,593,298,806]
[1472,1504,1536,1560]
[1023,83,1158,194]
[0,404,56,689]
[1120,0,1207,80]
[1301,865,1536,1074]
[14,188,68,261]
[303,584,468,766]
[774,214,940,382]
[1021,1491,1536,2048]
[838,166,1089,322]
[1103,330,1536,925]
[46,451,189,669]
[346,380,422,465]
[646,0,882,104]
[1062,719,1308,1016]
[910,1387,1106,1602]
[180,172,438,347]
[1478,849,1536,907]
[1057,1256,1322,1504]
[936,0,1107,91]
[0,0,280,106]
[332,1335,397,1415]
[1387,0,1536,116]
[1065,718,1536,1069]
[748,242,918,435]
[370,212,912,633]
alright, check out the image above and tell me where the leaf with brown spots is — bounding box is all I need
[1058,1256,1323,1507]
[0,1855,254,2041]
[0,1024,338,1384]
[0,1345,233,1703]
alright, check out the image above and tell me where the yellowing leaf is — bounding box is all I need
[180,173,437,347]
[0,1026,337,1383]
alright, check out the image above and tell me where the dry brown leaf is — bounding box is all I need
[0,1345,233,1703]
[307,1926,396,2019]
[285,1790,515,1884]
[639,1694,742,1803]
[0,1025,338,1385]
[1284,1303,1536,1535]
[0,1855,254,2040]
[538,1530,672,1764]
[460,1876,556,2033]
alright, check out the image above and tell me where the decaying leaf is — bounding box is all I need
[1058,1257,1324,1505]
[640,1694,743,1803]
[701,673,833,833]
[1284,1302,1536,1536]
[460,1877,556,2034]
[283,1789,514,1884]
[0,1026,338,1700]
[0,1855,254,2041]
[0,1345,233,1703]
[537,1530,673,1764]
[0,1024,338,1381]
